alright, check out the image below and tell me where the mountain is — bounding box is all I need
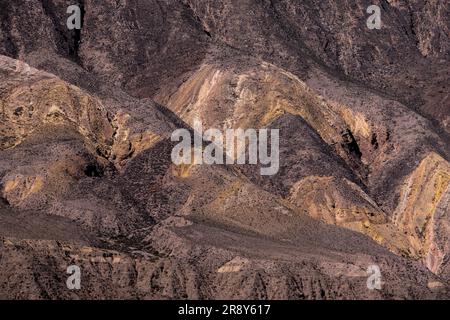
[0,0,449,299]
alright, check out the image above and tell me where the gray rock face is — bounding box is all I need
[0,1,449,299]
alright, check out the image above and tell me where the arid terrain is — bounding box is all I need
[0,0,449,299]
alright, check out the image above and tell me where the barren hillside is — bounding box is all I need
[0,0,449,299]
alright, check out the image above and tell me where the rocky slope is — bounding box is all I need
[0,0,449,299]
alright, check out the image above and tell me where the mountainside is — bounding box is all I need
[0,0,449,299]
